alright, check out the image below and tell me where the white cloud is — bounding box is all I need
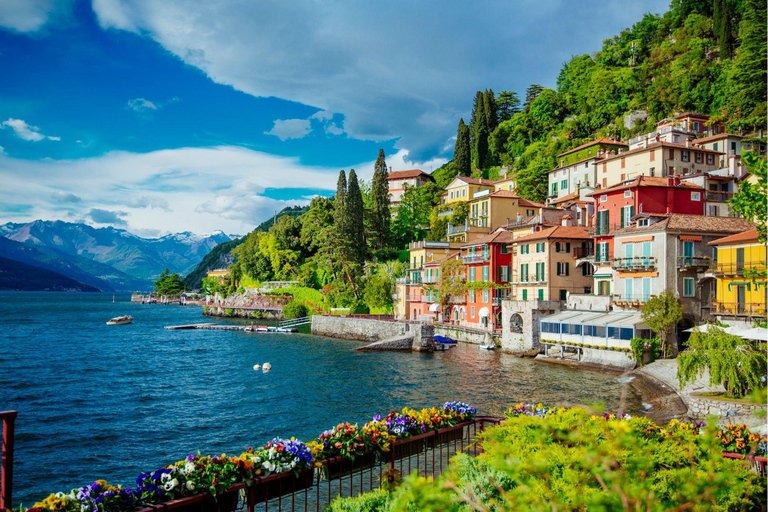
[1,118,60,142]
[51,191,82,203]
[264,118,312,141]
[127,98,158,112]
[127,195,170,211]
[0,0,73,32]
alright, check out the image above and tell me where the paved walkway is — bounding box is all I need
[635,358,723,408]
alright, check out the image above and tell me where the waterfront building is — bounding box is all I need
[588,176,705,296]
[446,190,545,244]
[708,228,767,322]
[547,138,627,203]
[493,175,517,193]
[394,240,462,321]
[509,225,594,302]
[387,169,435,208]
[420,252,461,322]
[439,176,496,205]
[694,132,767,179]
[206,268,230,282]
[458,229,514,330]
[626,112,720,151]
[606,214,755,347]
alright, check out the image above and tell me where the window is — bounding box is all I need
[683,277,695,297]
[682,151,690,162]
[649,167,655,176]
[561,179,568,190]
[621,157,626,169]
[621,205,635,227]
[470,306,475,318]
[600,195,607,203]
[450,191,454,199]
[695,152,702,164]
[713,143,718,151]
[500,245,508,254]
[556,262,569,276]
[709,205,719,216]
[596,242,610,262]
[469,288,475,302]
[624,190,631,198]
[598,281,610,296]
[469,267,476,282]
[522,289,528,301]
[482,288,489,302]
[707,154,714,165]
[669,149,675,159]
[624,278,634,300]
[638,218,649,227]
[538,289,544,300]
[650,150,655,162]
[559,289,568,301]
[691,191,701,201]
[420,256,424,267]
[482,266,489,281]
[462,189,467,197]
[582,263,593,276]
[642,277,651,302]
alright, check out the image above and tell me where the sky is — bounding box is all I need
[0,0,670,237]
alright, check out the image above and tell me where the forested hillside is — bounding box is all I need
[436,0,766,201]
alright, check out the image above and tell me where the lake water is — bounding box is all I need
[1,292,645,505]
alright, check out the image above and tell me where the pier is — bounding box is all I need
[164,323,299,333]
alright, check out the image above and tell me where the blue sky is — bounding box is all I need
[0,0,670,236]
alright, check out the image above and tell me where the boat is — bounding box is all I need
[479,333,497,350]
[106,315,133,326]
[434,335,457,344]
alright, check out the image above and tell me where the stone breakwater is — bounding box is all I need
[310,316,435,352]
[687,392,767,427]
[202,292,286,319]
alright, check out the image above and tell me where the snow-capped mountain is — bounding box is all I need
[0,220,237,285]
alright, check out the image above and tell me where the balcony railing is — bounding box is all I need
[612,295,652,306]
[590,223,624,236]
[437,208,454,217]
[446,222,468,235]
[573,247,594,259]
[706,191,734,202]
[594,250,614,264]
[712,261,767,275]
[611,256,657,271]
[422,276,438,284]
[711,302,767,316]
[677,256,711,269]
[446,295,466,304]
[462,254,490,264]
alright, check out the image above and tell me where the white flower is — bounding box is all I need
[624,414,632,420]
[186,481,196,491]
[161,473,172,483]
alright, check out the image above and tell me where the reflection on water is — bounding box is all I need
[2,292,643,504]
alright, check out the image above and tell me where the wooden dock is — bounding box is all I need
[164,323,297,333]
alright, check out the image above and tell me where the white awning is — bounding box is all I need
[731,327,768,341]
[478,307,490,318]
[429,303,441,312]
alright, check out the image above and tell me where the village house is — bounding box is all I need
[446,190,545,244]
[387,169,435,208]
[510,225,594,302]
[708,228,767,323]
[547,138,628,203]
[606,214,755,349]
[439,176,496,205]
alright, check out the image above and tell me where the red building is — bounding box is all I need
[458,228,514,330]
[587,176,704,267]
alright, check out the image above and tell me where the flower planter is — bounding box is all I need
[390,431,432,461]
[321,451,377,480]
[428,422,471,448]
[201,489,240,512]
[253,469,314,504]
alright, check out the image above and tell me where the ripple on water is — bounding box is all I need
[3,292,648,505]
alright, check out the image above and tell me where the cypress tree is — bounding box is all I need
[714,0,736,59]
[334,170,347,242]
[454,118,471,176]
[370,149,391,251]
[731,0,767,127]
[483,89,498,132]
[344,169,367,264]
[476,123,489,171]
[469,91,484,147]
[472,92,487,170]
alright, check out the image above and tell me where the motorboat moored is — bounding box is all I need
[106,315,133,326]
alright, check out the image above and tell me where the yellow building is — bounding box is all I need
[709,228,767,319]
[440,176,496,205]
[206,268,230,283]
[509,226,594,301]
[494,176,517,192]
[446,190,545,244]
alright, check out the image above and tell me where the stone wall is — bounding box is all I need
[536,346,635,369]
[203,305,281,320]
[687,392,766,428]
[500,300,562,352]
[311,315,408,343]
[434,325,495,345]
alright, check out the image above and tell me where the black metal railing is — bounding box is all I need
[611,256,657,271]
[713,261,766,275]
[710,302,767,316]
[677,256,711,269]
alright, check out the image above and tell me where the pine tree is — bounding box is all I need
[523,84,544,112]
[483,89,498,132]
[497,90,521,121]
[344,169,367,264]
[454,118,471,176]
[370,149,391,251]
[713,0,735,59]
[334,170,347,243]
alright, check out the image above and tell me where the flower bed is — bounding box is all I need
[26,402,477,512]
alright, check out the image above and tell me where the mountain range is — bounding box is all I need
[0,220,238,291]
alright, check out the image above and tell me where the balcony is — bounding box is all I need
[611,256,657,271]
[706,191,734,202]
[711,301,767,317]
[573,247,594,259]
[594,250,615,264]
[677,256,711,270]
[446,295,466,304]
[612,295,652,307]
[422,275,438,284]
[713,261,767,276]
[446,222,468,236]
[462,253,490,264]
[437,208,454,218]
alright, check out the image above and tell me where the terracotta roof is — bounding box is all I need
[518,198,545,208]
[601,141,724,163]
[461,229,515,248]
[694,132,744,144]
[708,229,761,246]
[550,191,579,204]
[549,154,606,172]
[557,138,628,158]
[387,169,434,181]
[487,190,518,198]
[612,214,755,236]
[510,225,592,243]
[424,251,461,266]
[585,176,703,196]
[452,176,497,186]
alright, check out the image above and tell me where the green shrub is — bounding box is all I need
[326,489,392,512]
[224,308,233,317]
[283,300,308,319]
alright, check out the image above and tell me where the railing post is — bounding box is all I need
[1,411,17,512]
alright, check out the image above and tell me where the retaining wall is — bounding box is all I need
[687,392,766,428]
[311,315,407,342]
[434,326,494,345]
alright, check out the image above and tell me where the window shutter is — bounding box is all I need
[596,211,602,235]
[566,242,570,252]
[535,263,540,281]
[565,262,569,276]
[629,206,635,220]
[555,242,560,252]
[620,207,625,228]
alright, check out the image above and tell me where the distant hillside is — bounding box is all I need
[1,220,236,281]
[183,205,310,289]
[0,256,100,292]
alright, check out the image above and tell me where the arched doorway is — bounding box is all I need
[676,317,695,352]
[510,313,523,333]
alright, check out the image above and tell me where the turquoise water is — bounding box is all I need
[1,292,644,505]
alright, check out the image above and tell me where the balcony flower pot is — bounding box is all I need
[427,422,471,448]
[321,451,377,480]
[390,431,432,461]
[252,469,314,504]
[202,488,240,512]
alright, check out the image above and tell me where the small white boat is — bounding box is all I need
[262,362,272,371]
[106,315,133,326]
[253,364,261,370]
[479,333,496,350]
